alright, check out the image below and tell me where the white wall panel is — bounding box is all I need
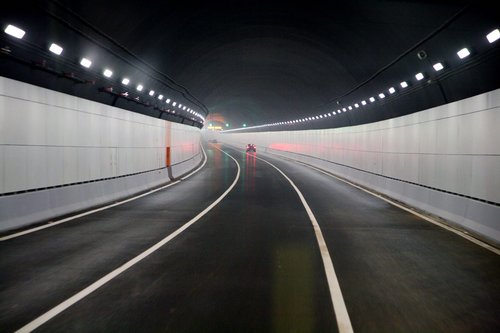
[218,89,500,244]
[2,97,28,144]
[1,76,201,195]
[0,146,4,193]
[471,156,500,201]
[1,77,202,232]
[25,146,48,190]
[3,145,27,192]
[63,147,78,184]
[46,146,63,186]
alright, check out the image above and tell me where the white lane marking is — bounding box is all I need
[1,144,208,242]
[296,161,500,256]
[254,155,354,333]
[14,146,241,333]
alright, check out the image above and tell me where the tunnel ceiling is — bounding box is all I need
[2,1,499,130]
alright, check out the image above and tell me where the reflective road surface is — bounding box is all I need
[1,143,499,332]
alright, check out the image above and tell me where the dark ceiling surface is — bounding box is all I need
[1,1,499,130]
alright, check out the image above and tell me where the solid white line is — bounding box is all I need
[14,146,241,333]
[255,155,354,333]
[0,181,180,241]
[1,145,208,242]
[296,161,500,256]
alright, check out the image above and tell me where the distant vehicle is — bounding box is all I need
[209,139,218,143]
[246,143,256,152]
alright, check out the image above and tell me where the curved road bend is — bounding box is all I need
[252,146,500,332]
[0,144,237,332]
[0,143,499,332]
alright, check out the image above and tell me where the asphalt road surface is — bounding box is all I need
[1,143,499,333]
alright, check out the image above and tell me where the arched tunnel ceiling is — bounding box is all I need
[2,1,499,129]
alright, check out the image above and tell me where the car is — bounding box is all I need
[209,139,218,143]
[246,143,256,152]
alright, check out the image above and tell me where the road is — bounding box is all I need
[1,143,499,332]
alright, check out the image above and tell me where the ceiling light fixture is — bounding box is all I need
[487,29,500,43]
[49,43,63,55]
[80,58,92,68]
[433,62,444,71]
[457,48,470,59]
[103,69,113,78]
[4,24,25,39]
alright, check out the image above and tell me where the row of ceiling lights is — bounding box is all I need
[226,27,499,132]
[3,24,205,123]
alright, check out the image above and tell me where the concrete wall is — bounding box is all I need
[217,89,500,246]
[0,76,202,232]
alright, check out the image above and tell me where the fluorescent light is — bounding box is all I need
[103,69,113,77]
[166,98,171,104]
[361,100,367,105]
[80,58,92,68]
[4,24,25,39]
[149,90,155,96]
[158,94,163,100]
[379,93,385,99]
[400,81,408,88]
[388,87,396,94]
[348,106,352,110]
[172,102,177,106]
[49,43,63,55]
[354,103,359,108]
[433,62,444,71]
[342,108,346,112]
[183,106,186,110]
[328,113,332,116]
[457,48,470,59]
[369,97,375,102]
[487,29,500,43]
[332,111,336,115]
[121,78,130,85]
[137,84,144,91]
[415,72,424,81]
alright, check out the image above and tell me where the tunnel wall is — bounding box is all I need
[0,76,202,232]
[219,89,500,246]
